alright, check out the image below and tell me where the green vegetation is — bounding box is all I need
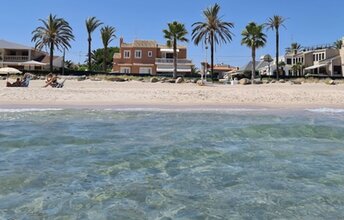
[32,14,75,72]
[91,47,119,71]
[100,26,116,72]
[163,21,189,79]
[86,17,103,71]
[241,22,267,82]
[334,39,343,49]
[285,42,302,54]
[192,3,234,81]
[266,15,287,80]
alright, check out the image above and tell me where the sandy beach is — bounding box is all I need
[0,79,344,109]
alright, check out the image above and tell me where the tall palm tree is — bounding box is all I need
[192,3,234,81]
[86,17,103,71]
[286,42,302,54]
[100,25,116,72]
[32,14,74,73]
[163,21,188,79]
[334,39,343,49]
[241,22,267,83]
[266,15,286,80]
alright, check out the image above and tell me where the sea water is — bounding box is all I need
[0,108,344,219]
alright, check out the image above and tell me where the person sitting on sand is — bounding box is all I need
[44,74,58,87]
[43,74,66,88]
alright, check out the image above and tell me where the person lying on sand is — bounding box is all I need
[6,78,22,87]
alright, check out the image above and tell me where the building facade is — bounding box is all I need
[113,38,193,75]
[285,45,342,77]
[0,39,63,70]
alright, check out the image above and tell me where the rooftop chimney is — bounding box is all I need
[120,37,124,46]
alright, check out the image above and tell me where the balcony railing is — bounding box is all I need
[3,55,29,62]
[155,58,192,64]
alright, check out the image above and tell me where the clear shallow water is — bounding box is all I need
[0,108,344,219]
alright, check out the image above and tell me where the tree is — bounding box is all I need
[90,47,119,71]
[100,26,116,72]
[191,66,201,75]
[86,17,103,71]
[32,14,74,72]
[334,39,343,49]
[192,3,234,81]
[266,15,286,80]
[286,42,302,54]
[241,22,267,83]
[163,21,188,79]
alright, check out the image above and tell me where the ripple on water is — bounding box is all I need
[0,109,344,218]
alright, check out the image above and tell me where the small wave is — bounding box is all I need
[0,108,64,113]
[103,107,269,113]
[306,108,344,113]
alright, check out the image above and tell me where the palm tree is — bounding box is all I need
[241,22,267,83]
[100,25,116,72]
[163,21,188,79]
[192,3,234,81]
[266,15,286,80]
[32,14,74,73]
[86,17,103,71]
[286,42,302,54]
[334,39,343,49]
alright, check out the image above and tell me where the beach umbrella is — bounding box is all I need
[19,60,46,71]
[19,60,47,66]
[0,67,22,75]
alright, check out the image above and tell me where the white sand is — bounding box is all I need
[1,79,344,109]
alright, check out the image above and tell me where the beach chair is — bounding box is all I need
[52,79,66,88]
[21,75,32,87]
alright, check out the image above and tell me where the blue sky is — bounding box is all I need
[1,0,343,67]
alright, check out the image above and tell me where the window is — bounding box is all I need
[286,58,292,65]
[135,50,142,59]
[139,67,152,74]
[124,50,131,59]
[120,67,131,74]
[166,53,174,59]
[313,54,315,61]
[148,51,153,57]
[322,53,325,60]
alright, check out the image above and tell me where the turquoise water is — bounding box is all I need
[1,108,344,219]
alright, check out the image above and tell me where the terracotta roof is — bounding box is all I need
[122,40,158,48]
[121,40,187,49]
[213,66,237,71]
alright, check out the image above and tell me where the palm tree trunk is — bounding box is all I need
[252,48,256,84]
[210,33,214,82]
[276,28,279,81]
[50,43,54,73]
[173,38,177,79]
[103,46,107,72]
[88,34,92,71]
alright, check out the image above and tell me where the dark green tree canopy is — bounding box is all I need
[90,47,119,71]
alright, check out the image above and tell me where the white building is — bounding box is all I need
[0,39,63,70]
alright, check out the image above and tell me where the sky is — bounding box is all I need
[1,0,343,68]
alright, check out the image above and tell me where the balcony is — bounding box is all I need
[155,58,193,65]
[3,55,29,62]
